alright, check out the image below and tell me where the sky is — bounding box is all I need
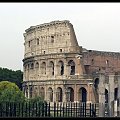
[0,2,120,71]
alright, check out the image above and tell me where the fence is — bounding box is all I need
[0,101,98,117]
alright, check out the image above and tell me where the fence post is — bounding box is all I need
[22,102,24,117]
[59,102,61,117]
[57,102,58,117]
[35,102,37,117]
[44,102,47,117]
[92,103,96,117]
[65,102,67,117]
[82,103,84,117]
[90,103,91,117]
[85,102,86,117]
[95,103,96,117]
[28,101,30,117]
[18,102,20,117]
[76,102,78,117]
[5,102,8,117]
[48,102,50,117]
[14,102,16,117]
[68,102,70,117]
[42,102,44,117]
[63,102,64,117]
[54,102,56,117]
[80,102,82,117]
[71,102,72,117]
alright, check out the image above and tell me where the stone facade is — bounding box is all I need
[22,20,120,104]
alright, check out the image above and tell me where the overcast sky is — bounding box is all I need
[0,2,120,71]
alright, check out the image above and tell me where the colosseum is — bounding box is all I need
[22,20,120,108]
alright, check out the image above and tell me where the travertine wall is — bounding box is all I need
[83,50,120,75]
[23,20,80,58]
[23,20,120,105]
[23,20,91,103]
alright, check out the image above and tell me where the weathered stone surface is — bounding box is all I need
[22,20,120,106]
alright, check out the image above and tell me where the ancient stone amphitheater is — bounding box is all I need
[22,20,120,108]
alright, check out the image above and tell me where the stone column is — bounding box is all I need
[98,73,105,117]
[64,61,69,77]
[63,84,67,102]
[54,60,58,77]
[87,84,90,103]
[87,82,93,103]
[46,61,50,77]
[108,74,114,117]
[75,55,85,76]
[74,84,77,102]
[53,83,56,102]
[27,69,29,80]
[39,61,41,77]
[44,85,47,101]
[24,87,26,98]
[28,85,30,99]
[75,57,80,75]
[62,89,66,102]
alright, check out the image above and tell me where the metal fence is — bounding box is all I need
[0,102,98,117]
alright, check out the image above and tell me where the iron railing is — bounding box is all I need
[0,102,98,117]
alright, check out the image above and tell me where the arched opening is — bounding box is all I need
[106,60,109,66]
[28,64,30,71]
[24,65,27,79]
[26,87,28,98]
[58,61,64,75]
[114,88,118,100]
[29,86,33,98]
[30,63,34,69]
[56,87,62,102]
[24,65,27,71]
[23,87,25,95]
[35,62,39,68]
[105,89,108,103]
[37,38,39,45]
[68,60,75,75]
[49,61,54,76]
[41,62,46,75]
[34,87,38,97]
[94,78,99,92]
[91,59,94,64]
[66,87,74,102]
[48,87,53,102]
[79,87,87,102]
[40,87,45,100]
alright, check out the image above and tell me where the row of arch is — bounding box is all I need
[105,88,118,103]
[94,78,118,103]
[24,60,76,75]
[25,86,87,102]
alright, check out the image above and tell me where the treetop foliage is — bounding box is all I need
[0,67,23,89]
[0,81,25,102]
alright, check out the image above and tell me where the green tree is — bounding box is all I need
[0,81,25,102]
[0,81,47,117]
[0,67,23,90]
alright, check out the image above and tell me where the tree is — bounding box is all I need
[0,67,23,90]
[0,81,25,102]
[0,81,47,117]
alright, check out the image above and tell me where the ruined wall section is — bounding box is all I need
[82,49,120,75]
[23,20,80,59]
[23,20,84,82]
